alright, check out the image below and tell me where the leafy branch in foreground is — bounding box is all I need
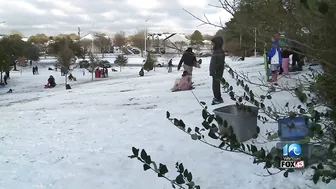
[128,147,200,189]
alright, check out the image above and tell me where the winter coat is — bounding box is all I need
[209,36,225,79]
[177,48,197,69]
[281,49,290,58]
[291,47,303,61]
[48,77,56,87]
[168,59,173,67]
[172,75,192,91]
[268,41,282,66]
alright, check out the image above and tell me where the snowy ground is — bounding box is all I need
[0,57,334,189]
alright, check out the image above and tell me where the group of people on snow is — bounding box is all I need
[95,67,109,78]
[32,66,39,75]
[170,36,225,105]
[267,37,304,82]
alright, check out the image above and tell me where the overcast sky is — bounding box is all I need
[0,0,232,37]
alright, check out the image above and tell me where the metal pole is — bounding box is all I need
[255,29,257,56]
[91,23,94,54]
[144,19,149,57]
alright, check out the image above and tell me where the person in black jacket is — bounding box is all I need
[177,47,196,74]
[45,75,56,88]
[290,47,303,72]
[209,36,225,105]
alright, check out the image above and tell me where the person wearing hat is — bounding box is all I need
[210,36,225,105]
[267,41,282,82]
[177,47,197,74]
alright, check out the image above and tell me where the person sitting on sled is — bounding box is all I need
[45,75,56,88]
[171,71,193,92]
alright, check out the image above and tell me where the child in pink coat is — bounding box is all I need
[171,71,193,92]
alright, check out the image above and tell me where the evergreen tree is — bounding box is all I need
[143,52,156,72]
[114,54,128,72]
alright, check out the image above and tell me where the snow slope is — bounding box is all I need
[0,57,334,189]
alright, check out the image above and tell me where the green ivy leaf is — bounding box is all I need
[256,126,260,134]
[166,111,170,118]
[208,131,218,139]
[200,101,206,105]
[187,128,192,133]
[183,169,189,177]
[238,97,243,102]
[317,163,324,169]
[159,163,168,175]
[251,145,258,154]
[187,172,193,182]
[178,163,184,173]
[132,147,139,157]
[202,121,210,129]
[215,115,223,126]
[195,127,200,133]
[312,172,320,184]
[208,115,214,123]
[264,161,272,168]
[140,149,151,164]
[143,164,151,171]
[283,170,289,178]
[266,95,272,99]
[202,109,208,120]
[223,120,228,127]
[175,174,185,184]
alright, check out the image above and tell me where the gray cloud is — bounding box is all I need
[0,0,231,36]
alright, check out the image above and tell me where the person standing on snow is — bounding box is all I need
[177,47,197,74]
[281,46,291,75]
[267,41,282,82]
[168,59,173,73]
[209,36,225,105]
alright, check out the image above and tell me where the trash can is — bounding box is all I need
[278,117,312,141]
[213,105,259,142]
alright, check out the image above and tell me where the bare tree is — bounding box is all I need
[79,39,92,57]
[129,29,148,57]
[113,31,127,48]
[55,39,75,88]
[94,33,111,58]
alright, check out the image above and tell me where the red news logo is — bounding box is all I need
[280,160,304,168]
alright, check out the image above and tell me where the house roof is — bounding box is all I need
[80,33,110,41]
[157,33,189,43]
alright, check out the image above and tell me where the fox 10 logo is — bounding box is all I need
[280,143,304,169]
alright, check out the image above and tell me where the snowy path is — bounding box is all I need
[0,58,334,189]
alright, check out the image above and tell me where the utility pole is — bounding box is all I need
[78,27,81,39]
[91,23,95,54]
[144,18,149,57]
[254,28,257,57]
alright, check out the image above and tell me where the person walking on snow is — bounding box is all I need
[267,41,282,82]
[168,59,173,73]
[177,47,197,74]
[209,36,225,105]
